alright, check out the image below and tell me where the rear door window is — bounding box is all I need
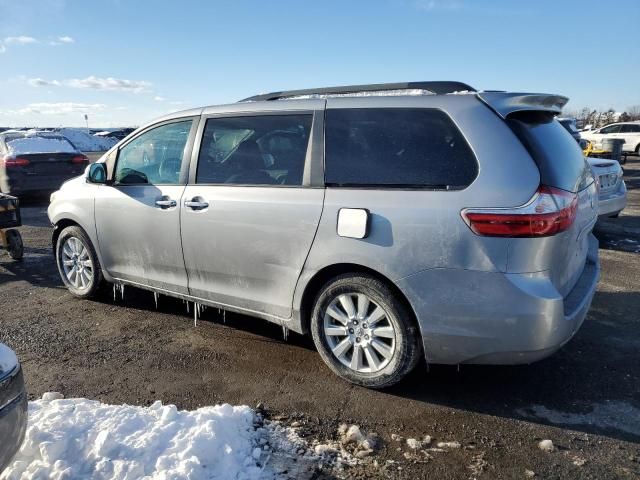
[620,124,640,133]
[508,113,593,193]
[324,108,477,188]
[196,114,312,186]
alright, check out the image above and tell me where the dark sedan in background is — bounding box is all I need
[0,132,89,196]
[0,343,26,474]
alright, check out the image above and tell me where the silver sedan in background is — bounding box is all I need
[588,158,627,218]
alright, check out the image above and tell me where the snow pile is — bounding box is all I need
[1,396,269,480]
[283,89,434,100]
[6,136,77,155]
[57,128,117,152]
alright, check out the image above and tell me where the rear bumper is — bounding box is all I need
[597,182,627,218]
[1,171,81,196]
[395,235,600,365]
[0,365,27,473]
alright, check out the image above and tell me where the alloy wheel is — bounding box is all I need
[323,293,396,373]
[61,236,94,290]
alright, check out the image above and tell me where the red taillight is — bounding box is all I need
[462,185,578,238]
[71,154,89,164]
[0,156,30,168]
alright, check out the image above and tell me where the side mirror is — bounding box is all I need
[87,163,107,184]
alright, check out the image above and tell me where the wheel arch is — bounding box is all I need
[51,218,81,256]
[51,216,113,283]
[296,263,420,336]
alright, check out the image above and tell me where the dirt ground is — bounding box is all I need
[1,157,639,479]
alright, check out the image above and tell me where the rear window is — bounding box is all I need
[508,112,593,193]
[324,108,478,188]
[5,135,76,155]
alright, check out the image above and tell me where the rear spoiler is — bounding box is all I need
[476,91,569,119]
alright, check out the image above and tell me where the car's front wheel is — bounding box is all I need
[310,274,422,389]
[55,225,102,298]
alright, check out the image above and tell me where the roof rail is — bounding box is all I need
[240,81,476,102]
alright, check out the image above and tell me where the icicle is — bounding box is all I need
[281,324,289,341]
[223,310,226,324]
[194,302,201,327]
[153,292,159,309]
[113,283,125,301]
[186,300,190,313]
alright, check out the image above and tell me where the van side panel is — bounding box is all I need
[294,95,540,303]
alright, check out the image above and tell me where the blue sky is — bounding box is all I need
[0,0,638,127]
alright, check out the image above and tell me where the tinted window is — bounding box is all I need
[324,108,477,188]
[196,115,312,186]
[599,125,621,134]
[620,124,640,133]
[115,121,192,185]
[508,113,593,193]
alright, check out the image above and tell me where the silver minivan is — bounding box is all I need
[48,82,600,388]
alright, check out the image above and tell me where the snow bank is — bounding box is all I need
[6,136,77,155]
[1,397,267,480]
[57,128,117,152]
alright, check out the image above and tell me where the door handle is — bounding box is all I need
[155,198,177,208]
[185,197,209,210]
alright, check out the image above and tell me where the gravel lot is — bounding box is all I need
[1,157,639,479]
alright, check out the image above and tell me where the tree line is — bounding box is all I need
[563,106,640,129]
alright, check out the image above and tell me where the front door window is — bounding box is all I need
[115,120,193,185]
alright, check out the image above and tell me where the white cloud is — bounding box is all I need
[169,100,185,106]
[67,76,152,93]
[0,44,5,54]
[4,35,38,45]
[27,78,61,87]
[50,36,75,46]
[5,102,106,115]
[26,75,152,93]
[154,96,166,101]
[414,0,463,11]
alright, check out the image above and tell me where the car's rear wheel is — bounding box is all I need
[310,274,421,389]
[55,225,102,298]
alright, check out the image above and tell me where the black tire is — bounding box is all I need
[55,225,103,298]
[310,274,422,389]
[5,229,23,260]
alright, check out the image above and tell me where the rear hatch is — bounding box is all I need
[507,111,598,297]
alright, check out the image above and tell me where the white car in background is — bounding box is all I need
[580,122,640,155]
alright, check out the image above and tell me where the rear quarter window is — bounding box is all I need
[324,108,478,188]
[508,112,593,193]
